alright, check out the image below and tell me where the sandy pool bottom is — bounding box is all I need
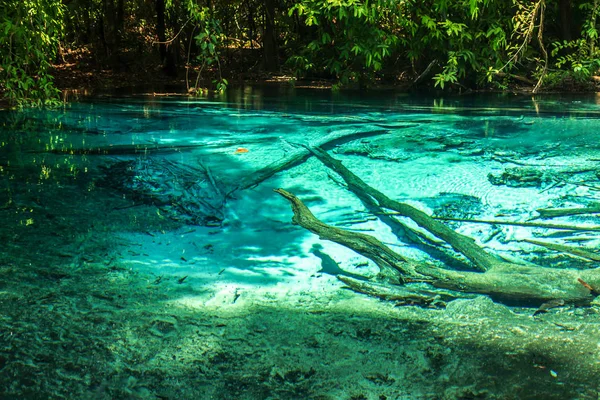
[3,240,600,400]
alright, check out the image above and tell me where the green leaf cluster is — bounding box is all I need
[288,0,400,85]
[285,0,518,89]
[549,1,600,83]
[0,0,65,107]
[5,0,600,102]
[186,2,228,93]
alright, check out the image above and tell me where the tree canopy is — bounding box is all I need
[1,0,600,105]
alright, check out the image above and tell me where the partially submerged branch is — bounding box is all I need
[536,205,600,219]
[229,128,393,195]
[337,275,451,307]
[431,216,600,232]
[306,146,500,272]
[276,149,600,305]
[523,238,600,262]
[274,188,414,281]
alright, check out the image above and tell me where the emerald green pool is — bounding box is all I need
[1,89,600,399]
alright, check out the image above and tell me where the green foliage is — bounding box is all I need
[288,0,400,85]
[0,0,65,106]
[403,0,512,90]
[187,2,228,94]
[551,39,600,80]
[287,0,517,89]
[5,0,600,102]
[284,0,598,90]
[550,1,600,82]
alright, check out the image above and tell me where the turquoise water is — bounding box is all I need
[2,89,600,399]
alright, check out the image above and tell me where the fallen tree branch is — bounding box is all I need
[414,261,598,304]
[274,188,418,281]
[523,239,600,262]
[306,146,499,272]
[337,275,453,307]
[430,216,600,232]
[326,158,472,270]
[536,205,600,219]
[229,128,396,195]
[277,187,600,304]
[276,150,600,305]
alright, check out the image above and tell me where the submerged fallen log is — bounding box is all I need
[100,158,226,226]
[337,275,456,307]
[274,188,415,281]
[228,128,399,195]
[536,204,600,219]
[305,146,499,272]
[430,216,600,232]
[523,238,600,262]
[276,148,600,305]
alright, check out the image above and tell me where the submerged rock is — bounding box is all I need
[488,167,549,188]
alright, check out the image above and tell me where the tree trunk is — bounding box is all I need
[246,0,256,50]
[100,0,115,58]
[263,0,279,71]
[156,0,167,62]
[155,0,177,76]
[559,0,572,41]
[116,0,124,42]
[274,149,600,306]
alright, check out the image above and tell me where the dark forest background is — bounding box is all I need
[2,0,600,105]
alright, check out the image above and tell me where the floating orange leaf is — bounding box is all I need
[577,277,595,292]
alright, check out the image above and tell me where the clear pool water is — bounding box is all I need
[1,88,600,399]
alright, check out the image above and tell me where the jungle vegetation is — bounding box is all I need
[2,0,600,105]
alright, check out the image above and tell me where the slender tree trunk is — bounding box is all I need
[155,0,167,62]
[246,0,255,50]
[263,0,279,71]
[111,0,124,67]
[155,0,177,76]
[100,0,112,58]
[84,0,92,43]
[559,0,572,41]
[116,0,124,41]
[166,18,179,77]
